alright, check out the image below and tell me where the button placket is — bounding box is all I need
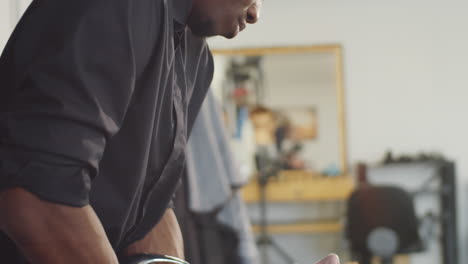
[123,82,187,246]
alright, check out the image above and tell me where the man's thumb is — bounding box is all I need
[314,254,340,264]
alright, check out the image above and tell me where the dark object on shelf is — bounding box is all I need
[348,160,458,264]
[356,162,368,185]
[382,151,447,165]
[346,185,423,264]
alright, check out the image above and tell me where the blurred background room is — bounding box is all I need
[2,1,468,264]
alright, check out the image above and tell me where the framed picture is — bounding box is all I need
[276,107,318,140]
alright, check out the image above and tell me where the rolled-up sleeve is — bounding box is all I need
[0,0,136,206]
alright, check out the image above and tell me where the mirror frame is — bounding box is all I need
[211,45,349,174]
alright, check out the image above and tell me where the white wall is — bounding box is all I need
[0,0,30,51]
[209,0,468,263]
[0,1,13,51]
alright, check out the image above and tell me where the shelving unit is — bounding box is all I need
[243,171,356,264]
[242,170,355,235]
[242,171,355,203]
[251,220,342,234]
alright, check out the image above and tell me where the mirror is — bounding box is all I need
[211,45,348,176]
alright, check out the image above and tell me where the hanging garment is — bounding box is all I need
[183,90,259,264]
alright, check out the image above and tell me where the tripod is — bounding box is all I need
[255,159,298,264]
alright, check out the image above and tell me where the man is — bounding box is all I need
[0,0,340,263]
[0,0,259,262]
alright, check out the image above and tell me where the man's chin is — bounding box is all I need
[222,30,239,39]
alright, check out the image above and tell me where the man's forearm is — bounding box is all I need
[121,208,184,259]
[0,188,118,264]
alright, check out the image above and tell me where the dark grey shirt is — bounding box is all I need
[0,0,213,251]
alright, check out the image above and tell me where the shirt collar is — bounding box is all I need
[172,0,193,27]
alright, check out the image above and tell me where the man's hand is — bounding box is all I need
[0,188,118,264]
[121,209,184,259]
[314,254,341,264]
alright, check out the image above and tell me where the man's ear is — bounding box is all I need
[314,254,340,264]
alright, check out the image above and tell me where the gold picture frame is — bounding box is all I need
[212,45,348,174]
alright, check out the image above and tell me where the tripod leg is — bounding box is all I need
[381,256,394,264]
[257,175,270,264]
[257,238,270,264]
[256,173,297,264]
[269,238,298,264]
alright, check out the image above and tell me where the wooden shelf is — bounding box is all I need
[252,221,342,234]
[371,255,409,264]
[242,171,355,203]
